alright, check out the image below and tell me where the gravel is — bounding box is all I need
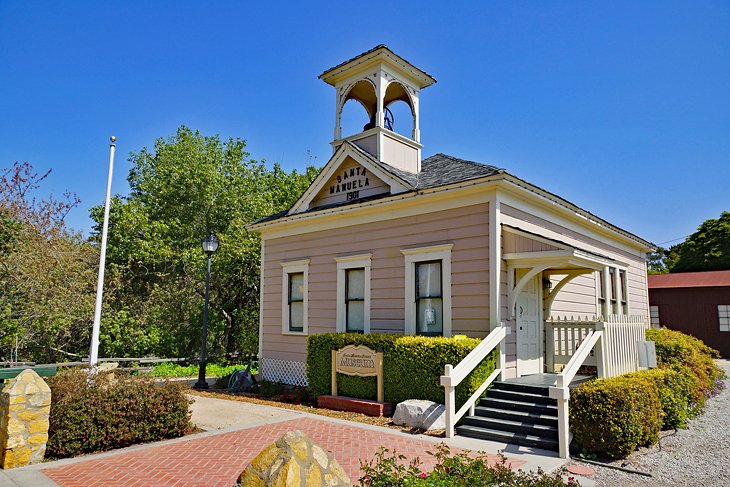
[569,361,730,487]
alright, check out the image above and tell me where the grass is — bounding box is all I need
[148,362,256,378]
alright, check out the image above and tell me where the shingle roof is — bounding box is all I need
[648,270,730,289]
[417,154,504,189]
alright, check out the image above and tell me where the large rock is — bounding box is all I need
[392,400,446,431]
[238,430,350,486]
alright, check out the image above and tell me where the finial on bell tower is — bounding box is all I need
[319,45,436,174]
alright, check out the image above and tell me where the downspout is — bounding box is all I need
[258,236,266,364]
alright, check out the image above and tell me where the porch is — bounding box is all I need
[440,314,651,458]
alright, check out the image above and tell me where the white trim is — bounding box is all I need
[258,236,266,359]
[489,194,501,330]
[335,254,372,333]
[281,259,309,336]
[288,142,411,215]
[401,243,453,336]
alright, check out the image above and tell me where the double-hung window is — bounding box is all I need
[335,254,371,334]
[281,260,309,335]
[402,244,453,337]
[619,270,628,314]
[415,261,443,336]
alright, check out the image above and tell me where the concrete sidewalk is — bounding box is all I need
[0,394,568,486]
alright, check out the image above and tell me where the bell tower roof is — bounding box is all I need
[319,45,437,88]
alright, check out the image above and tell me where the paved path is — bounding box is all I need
[40,416,523,487]
[0,394,570,486]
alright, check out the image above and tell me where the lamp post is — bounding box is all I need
[193,231,219,390]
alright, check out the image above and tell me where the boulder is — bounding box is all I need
[392,399,446,431]
[238,430,350,486]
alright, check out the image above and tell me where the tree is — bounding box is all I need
[668,211,730,273]
[0,162,97,362]
[92,126,317,358]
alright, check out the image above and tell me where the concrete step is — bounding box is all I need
[456,424,559,451]
[462,415,558,438]
[473,406,558,427]
[479,397,558,415]
[487,388,556,406]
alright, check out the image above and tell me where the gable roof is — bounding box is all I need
[248,151,654,250]
[648,270,730,289]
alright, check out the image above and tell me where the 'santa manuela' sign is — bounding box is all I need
[329,167,370,201]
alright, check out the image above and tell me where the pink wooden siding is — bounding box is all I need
[261,203,491,363]
[503,232,560,253]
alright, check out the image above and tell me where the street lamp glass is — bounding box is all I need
[201,232,219,254]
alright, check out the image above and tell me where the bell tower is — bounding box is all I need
[319,45,436,174]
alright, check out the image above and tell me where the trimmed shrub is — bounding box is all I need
[647,327,726,410]
[623,368,694,429]
[307,333,497,408]
[46,368,192,458]
[570,375,662,459]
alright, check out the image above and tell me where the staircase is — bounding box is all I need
[456,380,559,451]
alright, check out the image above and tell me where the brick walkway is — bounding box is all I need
[42,417,524,486]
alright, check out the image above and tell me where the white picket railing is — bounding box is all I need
[440,323,509,438]
[546,317,597,372]
[603,315,648,377]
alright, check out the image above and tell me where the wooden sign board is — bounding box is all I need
[331,345,384,403]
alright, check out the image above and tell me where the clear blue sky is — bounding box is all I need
[1,1,728,246]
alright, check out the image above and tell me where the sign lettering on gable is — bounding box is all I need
[329,166,370,201]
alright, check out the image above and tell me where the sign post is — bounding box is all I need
[331,345,384,402]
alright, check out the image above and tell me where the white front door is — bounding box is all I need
[516,272,542,376]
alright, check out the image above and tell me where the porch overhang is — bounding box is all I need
[505,249,615,319]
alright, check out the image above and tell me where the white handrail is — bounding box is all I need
[441,323,508,438]
[550,326,604,459]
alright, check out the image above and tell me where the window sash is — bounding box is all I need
[345,268,365,333]
[415,260,443,336]
[288,272,304,332]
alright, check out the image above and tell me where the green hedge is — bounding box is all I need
[307,333,497,408]
[623,368,694,429]
[570,375,662,459]
[647,327,725,410]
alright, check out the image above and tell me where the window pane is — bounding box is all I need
[346,268,365,299]
[609,268,616,301]
[619,270,627,302]
[416,261,441,298]
[347,301,365,332]
[417,298,443,335]
[289,301,303,331]
[289,273,304,301]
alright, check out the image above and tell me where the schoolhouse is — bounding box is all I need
[247,46,654,455]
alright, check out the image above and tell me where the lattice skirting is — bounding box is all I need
[260,357,308,386]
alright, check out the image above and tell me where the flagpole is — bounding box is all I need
[90,136,116,367]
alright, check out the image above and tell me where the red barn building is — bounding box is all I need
[648,270,730,358]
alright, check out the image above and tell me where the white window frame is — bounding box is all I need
[719,305,730,332]
[335,254,372,334]
[401,243,453,337]
[281,259,309,335]
[596,264,630,317]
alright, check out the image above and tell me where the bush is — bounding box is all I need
[647,327,726,410]
[623,368,694,429]
[570,375,662,459]
[46,368,192,458]
[358,443,581,486]
[307,333,497,408]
